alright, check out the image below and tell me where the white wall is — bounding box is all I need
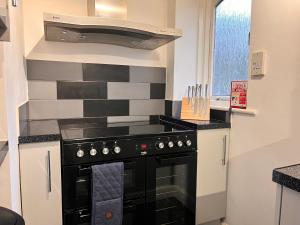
[0,0,7,141]
[0,154,11,208]
[226,1,300,225]
[0,66,7,140]
[166,0,200,100]
[23,0,168,67]
[0,0,28,212]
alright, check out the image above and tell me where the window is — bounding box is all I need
[211,0,252,97]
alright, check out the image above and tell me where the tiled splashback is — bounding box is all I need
[26,60,166,121]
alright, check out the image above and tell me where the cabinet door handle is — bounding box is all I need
[47,151,52,193]
[222,135,227,166]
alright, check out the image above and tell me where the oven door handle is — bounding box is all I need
[78,160,137,175]
[156,155,193,165]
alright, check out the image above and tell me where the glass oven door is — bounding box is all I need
[62,157,146,211]
[64,198,145,225]
[146,152,197,225]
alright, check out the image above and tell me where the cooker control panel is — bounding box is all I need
[63,132,197,165]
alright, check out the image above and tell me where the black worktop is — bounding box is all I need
[18,115,231,144]
[18,120,61,144]
[0,141,8,166]
[273,164,300,192]
[160,115,231,130]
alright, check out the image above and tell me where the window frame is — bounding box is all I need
[197,0,250,107]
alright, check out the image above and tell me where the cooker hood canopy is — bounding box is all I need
[43,0,183,50]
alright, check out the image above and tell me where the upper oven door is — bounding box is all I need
[146,152,197,225]
[62,157,145,211]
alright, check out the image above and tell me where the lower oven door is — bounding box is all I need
[146,152,197,225]
[62,157,145,211]
[64,198,145,225]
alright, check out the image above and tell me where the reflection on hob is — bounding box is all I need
[60,120,190,141]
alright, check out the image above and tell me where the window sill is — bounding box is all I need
[210,100,257,116]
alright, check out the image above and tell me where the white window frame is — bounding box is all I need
[197,0,252,108]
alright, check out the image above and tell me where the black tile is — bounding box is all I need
[57,81,107,99]
[165,100,173,116]
[150,83,166,99]
[84,100,129,117]
[210,109,231,123]
[83,64,129,82]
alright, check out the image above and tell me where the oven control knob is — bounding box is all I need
[77,149,85,158]
[186,140,192,147]
[114,146,121,154]
[102,147,110,155]
[168,141,174,148]
[90,148,97,156]
[156,142,165,149]
[177,141,183,147]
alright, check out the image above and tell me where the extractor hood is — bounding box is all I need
[43,0,183,50]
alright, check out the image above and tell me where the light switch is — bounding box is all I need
[251,51,266,76]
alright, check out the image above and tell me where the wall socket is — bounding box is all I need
[251,51,266,76]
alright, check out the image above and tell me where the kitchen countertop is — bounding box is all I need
[273,164,300,192]
[0,141,8,166]
[161,115,231,130]
[18,115,231,144]
[19,120,61,144]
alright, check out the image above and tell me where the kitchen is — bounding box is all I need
[0,0,300,225]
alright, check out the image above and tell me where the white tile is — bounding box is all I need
[130,67,166,83]
[130,100,165,116]
[108,82,150,99]
[29,100,83,120]
[28,81,57,100]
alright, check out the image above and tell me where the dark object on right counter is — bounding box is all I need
[0,207,25,225]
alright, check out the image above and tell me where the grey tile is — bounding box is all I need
[27,60,83,81]
[84,100,129,117]
[107,82,150,100]
[29,100,83,120]
[28,81,57,100]
[83,64,129,82]
[172,101,182,118]
[150,83,166,99]
[130,100,165,116]
[57,81,107,99]
[130,66,166,83]
[107,116,150,123]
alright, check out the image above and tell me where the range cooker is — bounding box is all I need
[60,118,197,225]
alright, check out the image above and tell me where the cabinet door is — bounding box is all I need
[280,187,300,225]
[196,129,230,225]
[19,141,62,225]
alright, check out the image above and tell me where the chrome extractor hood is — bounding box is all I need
[44,0,183,50]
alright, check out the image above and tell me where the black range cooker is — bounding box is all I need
[60,118,197,225]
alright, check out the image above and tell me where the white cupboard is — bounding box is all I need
[279,186,300,225]
[196,129,230,225]
[19,141,62,225]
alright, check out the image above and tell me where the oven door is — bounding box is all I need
[64,198,145,225]
[146,152,197,225]
[62,157,145,211]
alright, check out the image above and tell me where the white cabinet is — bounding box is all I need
[196,129,230,225]
[280,187,300,225]
[19,141,62,225]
